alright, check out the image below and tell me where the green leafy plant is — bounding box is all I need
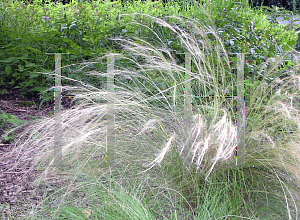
[0,110,28,142]
[0,110,27,129]
[1,0,298,104]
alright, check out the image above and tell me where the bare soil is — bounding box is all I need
[0,89,75,218]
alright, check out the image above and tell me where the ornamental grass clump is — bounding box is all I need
[2,4,300,220]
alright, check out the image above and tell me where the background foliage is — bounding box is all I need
[0,0,299,103]
[248,0,299,12]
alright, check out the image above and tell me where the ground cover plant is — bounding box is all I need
[1,0,300,219]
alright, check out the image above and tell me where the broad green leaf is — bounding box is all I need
[18,64,25,71]
[29,73,39,79]
[26,46,40,54]
[22,53,28,59]
[0,89,9,95]
[287,60,295,66]
[287,40,296,47]
[9,118,20,126]
[12,72,19,77]
[5,65,12,74]
[0,114,9,120]
[61,37,73,43]
[25,62,37,68]
[268,45,274,54]
[1,57,17,63]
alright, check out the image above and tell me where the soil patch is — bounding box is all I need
[0,89,75,218]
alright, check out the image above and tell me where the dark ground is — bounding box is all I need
[0,89,75,218]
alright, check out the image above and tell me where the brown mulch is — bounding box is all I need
[0,89,76,219]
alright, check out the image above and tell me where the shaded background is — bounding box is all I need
[20,0,300,12]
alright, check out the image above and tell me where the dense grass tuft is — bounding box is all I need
[1,0,300,219]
